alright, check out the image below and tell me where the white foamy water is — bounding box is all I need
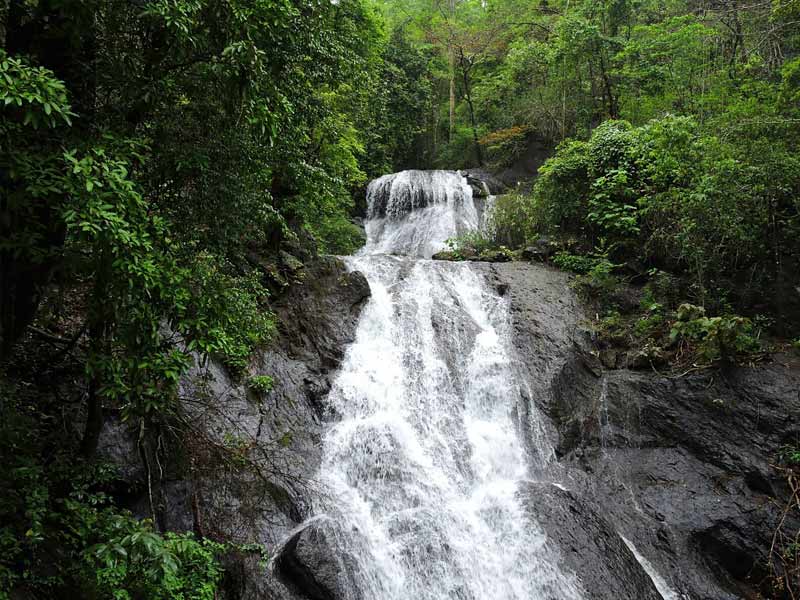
[300,170,584,599]
[361,170,480,258]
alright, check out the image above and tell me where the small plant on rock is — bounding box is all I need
[445,231,495,259]
[247,375,275,394]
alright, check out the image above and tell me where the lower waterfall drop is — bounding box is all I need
[312,170,584,599]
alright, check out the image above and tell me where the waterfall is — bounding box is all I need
[361,170,480,259]
[307,170,583,599]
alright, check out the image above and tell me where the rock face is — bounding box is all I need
[460,168,507,196]
[97,255,370,600]
[520,482,662,600]
[481,260,800,600]
[548,359,800,599]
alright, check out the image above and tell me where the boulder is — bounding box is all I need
[271,517,359,600]
[475,249,513,263]
[431,250,460,261]
[459,168,507,196]
[521,237,557,262]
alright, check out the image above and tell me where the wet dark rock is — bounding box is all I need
[96,412,144,485]
[431,250,460,261]
[460,168,507,195]
[520,482,662,600]
[272,517,359,600]
[551,363,800,599]
[474,249,512,263]
[521,237,557,262]
[624,349,654,370]
[599,348,620,369]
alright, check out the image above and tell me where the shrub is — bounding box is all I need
[247,375,275,394]
[445,230,495,259]
[87,524,225,600]
[634,302,667,339]
[531,114,800,314]
[532,139,591,234]
[572,258,621,302]
[552,252,601,274]
[0,409,226,599]
[669,304,760,362]
[484,191,536,248]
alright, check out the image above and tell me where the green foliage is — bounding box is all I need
[633,304,667,339]
[0,402,223,599]
[531,113,800,312]
[362,26,436,173]
[479,126,530,169]
[782,446,800,466]
[571,257,622,303]
[552,252,603,274]
[485,192,537,248]
[247,375,275,394]
[532,140,592,234]
[0,50,74,129]
[88,526,224,600]
[445,230,495,258]
[180,254,275,374]
[669,304,760,362]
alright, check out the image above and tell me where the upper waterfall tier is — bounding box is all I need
[361,170,479,258]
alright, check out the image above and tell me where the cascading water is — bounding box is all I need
[306,170,584,599]
[361,170,480,258]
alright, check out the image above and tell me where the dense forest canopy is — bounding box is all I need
[1,0,799,597]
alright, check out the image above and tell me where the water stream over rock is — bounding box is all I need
[303,170,584,599]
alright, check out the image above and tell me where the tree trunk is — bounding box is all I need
[598,47,618,119]
[448,0,456,141]
[459,53,483,167]
[0,0,8,47]
[449,50,456,141]
[80,253,112,458]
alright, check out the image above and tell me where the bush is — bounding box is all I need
[87,524,225,600]
[0,404,225,599]
[552,252,604,274]
[531,139,591,234]
[484,191,536,248]
[571,258,622,303]
[445,230,495,258]
[669,304,760,362]
[247,375,275,394]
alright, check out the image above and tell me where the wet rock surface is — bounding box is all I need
[485,260,800,599]
[520,482,662,600]
[272,516,360,600]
